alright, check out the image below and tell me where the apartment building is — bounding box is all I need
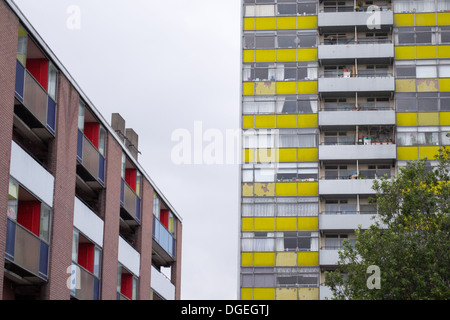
[0,0,182,300]
[240,0,450,300]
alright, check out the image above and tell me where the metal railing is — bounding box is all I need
[120,179,141,223]
[153,216,176,259]
[77,130,106,186]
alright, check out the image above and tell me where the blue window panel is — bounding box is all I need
[46,96,56,135]
[5,219,16,261]
[98,154,105,186]
[136,197,141,223]
[77,130,83,162]
[120,179,125,205]
[93,278,100,300]
[172,238,176,258]
[39,241,49,280]
[15,60,25,102]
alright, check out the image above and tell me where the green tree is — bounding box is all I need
[324,147,450,300]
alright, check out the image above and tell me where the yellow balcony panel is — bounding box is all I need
[242,182,254,196]
[243,50,255,63]
[394,13,414,27]
[256,149,277,163]
[298,48,317,61]
[299,288,319,300]
[244,17,255,30]
[397,147,418,161]
[241,288,253,300]
[298,182,318,196]
[397,113,417,126]
[255,81,276,95]
[254,217,275,231]
[419,146,440,160]
[276,217,297,231]
[440,78,450,92]
[242,218,253,231]
[276,252,297,267]
[298,217,319,231]
[276,182,297,196]
[395,46,415,59]
[416,46,437,59]
[277,16,297,29]
[243,82,255,95]
[254,252,275,266]
[243,115,254,129]
[276,288,297,300]
[254,182,275,197]
[437,13,450,26]
[415,13,436,26]
[278,148,298,162]
[276,81,297,95]
[417,79,438,92]
[243,149,255,163]
[276,114,297,128]
[242,253,253,267]
[418,112,439,126]
[255,49,276,62]
[255,114,276,128]
[440,112,450,126]
[298,81,318,94]
[298,114,318,128]
[438,45,450,59]
[298,148,318,162]
[255,17,276,30]
[254,288,275,300]
[298,252,319,266]
[276,49,297,62]
[396,79,416,92]
[297,16,317,29]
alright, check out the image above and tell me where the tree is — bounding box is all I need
[324,146,450,300]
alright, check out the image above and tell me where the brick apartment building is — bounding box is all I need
[0,0,182,300]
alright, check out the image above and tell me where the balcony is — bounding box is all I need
[318,75,395,95]
[318,9,393,30]
[69,263,101,300]
[319,179,377,195]
[5,218,49,282]
[76,129,105,188]
[120,179,141,224]
[319,249,340,266]
[152,216,176,267]
[118,236,141,279]
[320,285,333,300]
[151,265,175,300]
[320,213,377,231]
[319,109,395,126]
[73,197,104,247]
[319,144,396,160]
[318,42,394,61]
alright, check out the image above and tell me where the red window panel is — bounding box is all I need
[84,122,100,148]
[17,200,41,236]
[78,243,94,273]
[120,274,133,299]
[26,58,49,90]
[125,168,137,191]
[160,209,169,229]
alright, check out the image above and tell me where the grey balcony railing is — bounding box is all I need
[120,179,141,223]
[77,130,106,186]
[153,216,176,259]
[69,263,100,300]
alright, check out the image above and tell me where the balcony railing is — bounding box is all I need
[153,216,176,259]
[77,130,105,186]
[69,263,101,300]
[322,170,392,180]
[322,210,378,215]
[322,102,392,111]
[120,179,141,223]
[5,218,49,281]
[15,60,56,135]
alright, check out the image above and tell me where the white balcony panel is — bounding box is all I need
[318,43,394,60]
[10,141,54,207]
[318,11,394,28]
[319,179,377,195]
[118,236,140,277]
[318,77,395,93]
[319,110,395,126]
[151,265,175,300]
[320,214,377,231]
[320,286,334,300]
[319,144,396,160]
[320,250,339,266]
[74,197,104,247]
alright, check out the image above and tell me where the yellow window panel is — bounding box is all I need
[255,17,276,30]
[241,288,253,300]
[397,113,417,126]
[254,217,275,231]
[415,13,436,26]
[437,13,450,26]
[254,288,275,300]
[242,182,254,196]
[276,114,297,128]
[418,112,439,126]
[419,146,441,160]
[397,147,418,161]
[255,114,275,128]
[276,288,297,300]
[298,114,318,128]
[298,81,318,94]
[416,46,437,59]
[298,252,319,266]
[256,149,277,163]
[254,182,275,197]
[254,252,275,266]
[276,217,297,231]
[244,17,255,30]
[439,78,450,92]
[298,217,319,231]
[276,16,297,29]
[278,148,297,162]
[241,253,253,267]
[298,48,317,61]
[396,79,416,92]
[298,148,318,162]
[297,16,317,29]
[255,49,276,62]
[243,149,255,164]
[255,81,276,95]
[276,81,297,95]
[438,45,450,59]
[440,112,450,126]
[243,82,255,95]
[276,182,297,196]
[276,49,297,62]
[298,288,319,300]
[276,252,297,267]
[298,182,318,196]
[243,50,255,63]
[242,218,253,231]
[395,46,415,59]
[243,115,254,129]
[394,13,414,27]
[417,79,438,92]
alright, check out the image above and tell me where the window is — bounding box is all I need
[325,199,357,214]
[47,62,58,101]
[72,229,101,277]
[117,264,138,300]
[394,0,436,13]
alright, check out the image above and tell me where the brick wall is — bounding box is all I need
[0,0,19,300]
[172,219,183,300]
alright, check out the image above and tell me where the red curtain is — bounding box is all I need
[160,209,169,229]
[84,122,100,148]
[125,168,137,191]
[26,58,49,90]
[78,243,94,273]
[121,274,133,299]
[17,200,41,236]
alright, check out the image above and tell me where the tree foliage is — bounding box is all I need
[325,147,450,300]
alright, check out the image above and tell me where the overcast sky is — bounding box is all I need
[13,0,241,300]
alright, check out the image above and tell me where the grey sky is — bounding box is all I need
[13,0,241,300]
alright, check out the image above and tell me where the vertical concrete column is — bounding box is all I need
[172,220,183,300]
